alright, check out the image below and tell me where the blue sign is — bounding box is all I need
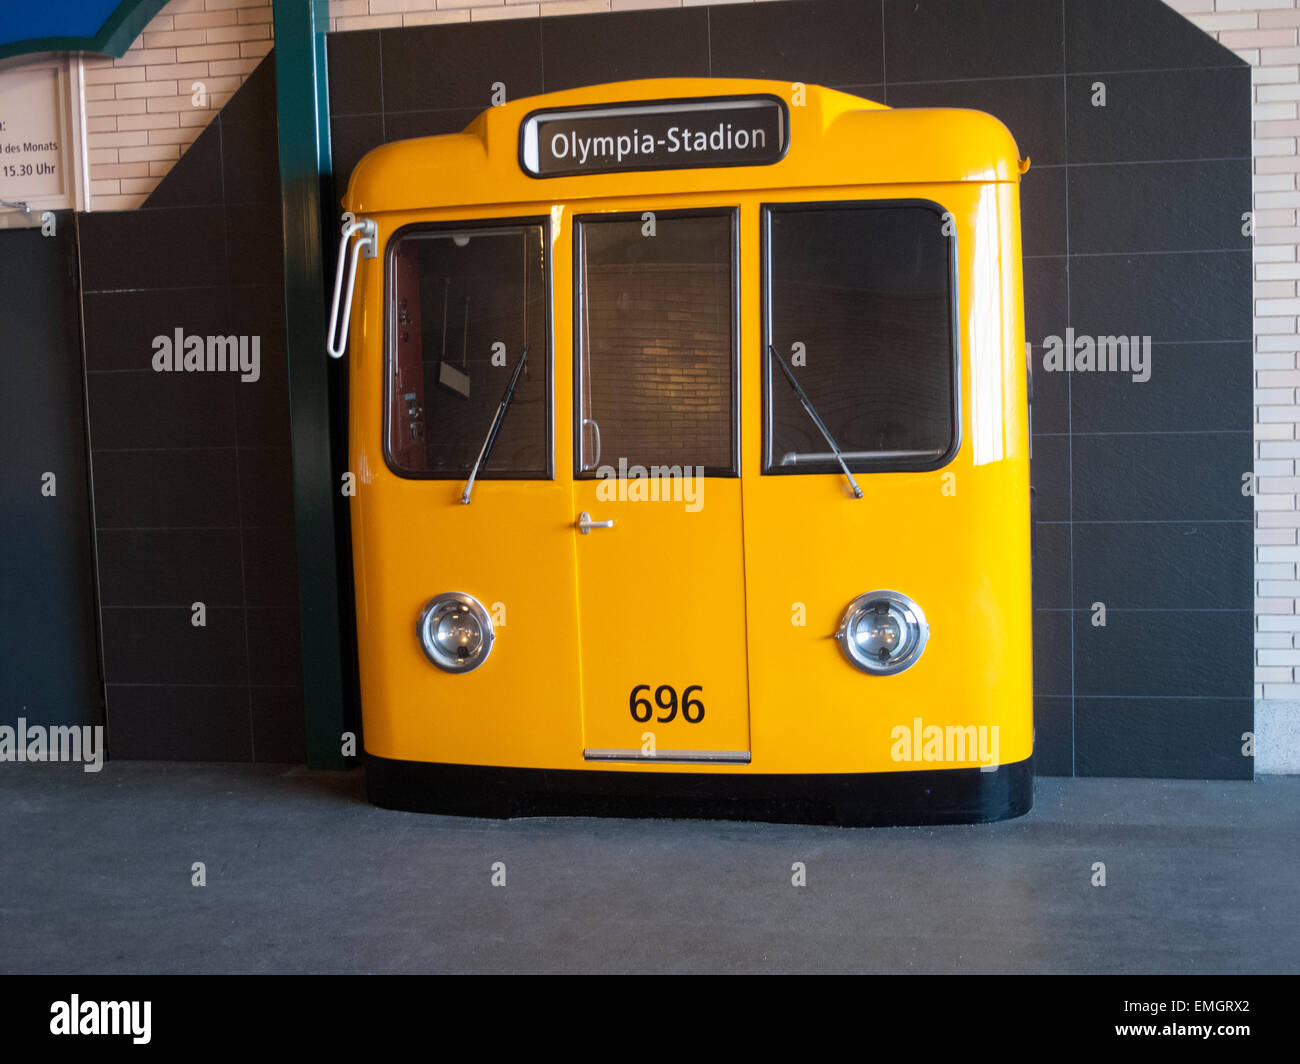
[0,0,168,62]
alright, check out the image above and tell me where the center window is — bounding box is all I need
[574,210,738,476]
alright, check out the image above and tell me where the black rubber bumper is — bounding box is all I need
[365,753,1034,827]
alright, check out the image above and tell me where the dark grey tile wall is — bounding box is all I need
[77,59,305,763]
[317,0,1250,780]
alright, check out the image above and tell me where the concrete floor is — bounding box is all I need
[0,763,1295,974]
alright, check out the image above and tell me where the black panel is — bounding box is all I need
[223,113,280,208]
[90,449,241,530]
[143,122,224,209]
[1066,68,1251,165]
[242,527,300,609]
[235,367,291,449]
[1033,608,1072,697]
[251,685,307,762]
[1069,160,1254,255]
[1068,252,1252,344]
[708,0,882,84]
[226,202,284,289]
[1072,521,1253,611]
[887,76,1066,167]
[380,21,543,113]
[1027,341,1070,438]
[327,29,382,116]
[1022,257,1069,351]
[81,288,230,371]
[329,113,384,199]
[381,108,481,145]
[1064,0,1247,74]
[1070,343,1253,434]
[1074,608,1251,699]
[1033,697,1073,777]
[246,608,303,686]
[825,83,885,106]
[1072,432,1253,522]
[86,370,236,451]
[79,59,303,761]
[220,55,276,128]
[78,207,228,292]
[1074,697,1253,780]
[238,448,296,528]
[96,529,245,608]
[106,685,252,761]
[1029,434,1069,522]
[100,607,249,685]
[1032,520,1070,610]
[232,283,290,447]
[1019,165,1067,258]
[883,0,1063,81]
[541,9,710,92]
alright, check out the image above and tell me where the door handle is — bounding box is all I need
[582,417,602,470]
[577,511,614,535]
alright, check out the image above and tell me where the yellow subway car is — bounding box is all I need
[328,77,1033,826]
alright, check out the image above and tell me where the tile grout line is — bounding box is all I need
[217,110,256,762]
[1062,0,1075,778]
[880,0,887,107]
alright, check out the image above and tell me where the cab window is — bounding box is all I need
[574,209,738,476]
[386,221,549,478]
[763,202,958,475]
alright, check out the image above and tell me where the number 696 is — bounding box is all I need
[629,684,704,723]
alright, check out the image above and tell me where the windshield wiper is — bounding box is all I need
[768,345,863,499]
[461,345,529,504]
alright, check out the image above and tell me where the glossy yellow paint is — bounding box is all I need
[343,78,1031,777]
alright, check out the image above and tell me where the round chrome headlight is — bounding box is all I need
[417,592,494,673]
[836,590,928,675]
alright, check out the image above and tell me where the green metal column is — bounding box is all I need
[273,0,347,769]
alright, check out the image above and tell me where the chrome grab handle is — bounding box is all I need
[326,212,377,359]
[582,417,601,469]
[577,511,613,535]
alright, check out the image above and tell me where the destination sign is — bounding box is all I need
[519,96,788,178]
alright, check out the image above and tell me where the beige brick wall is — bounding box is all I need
[83,0,779,208]
[83,0,275,209]
[326,0,718,34]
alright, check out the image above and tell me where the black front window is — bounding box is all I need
[764,202,958,474]
[386,222,548,478]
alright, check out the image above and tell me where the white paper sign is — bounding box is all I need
[0,61,80,213]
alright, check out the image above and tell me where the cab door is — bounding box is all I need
[739,194,1031,776]
[570,208,751,764]
[357,217,586,770]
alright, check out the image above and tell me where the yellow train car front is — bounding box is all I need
[331,78,1034,826]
